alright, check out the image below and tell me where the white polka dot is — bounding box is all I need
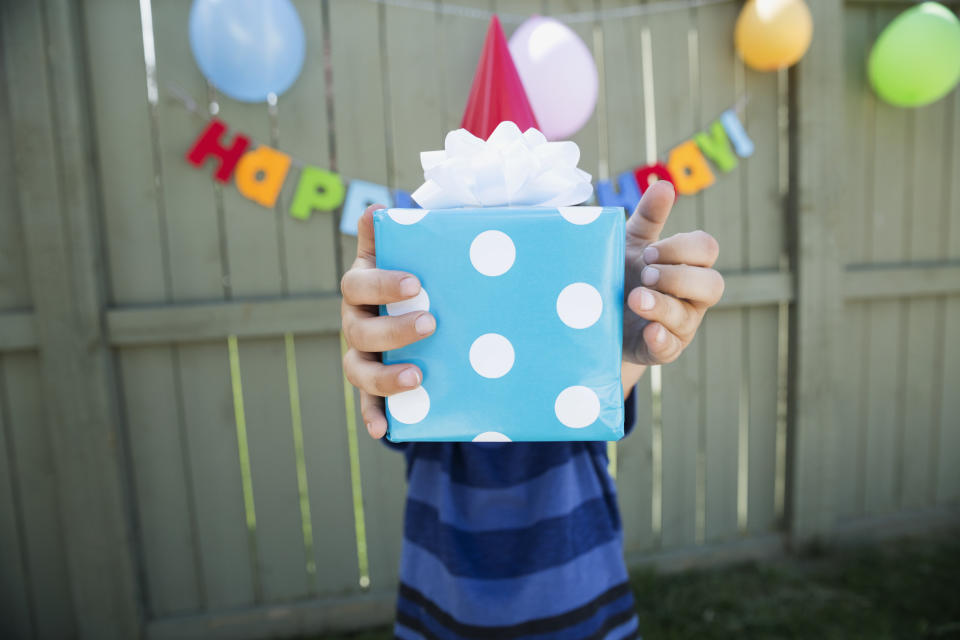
[386,287,429,316]
[469,333,515,379]
[388,208,429,224]
[554,386,601,429]
[387,386,430,424]
[558,206,602,225]
[473,431,512,442]
[556,283,603,329]
[470,230,515,276]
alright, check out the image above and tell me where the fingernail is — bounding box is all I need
[365,422,374,435]
[656,325,668,344]
[642,246,659,264]
[398,368,420,388]
[641,266,660,286]
[400,276,420,297]
[639,290,655,311]
[415,313,436,335]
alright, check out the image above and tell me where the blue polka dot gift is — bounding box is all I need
[375,121,625,442]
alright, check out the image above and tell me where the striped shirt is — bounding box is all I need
[388,394,638,639]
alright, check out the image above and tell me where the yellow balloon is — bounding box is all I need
[735,0,814,71]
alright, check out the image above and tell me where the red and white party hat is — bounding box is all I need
[461,15,539,139]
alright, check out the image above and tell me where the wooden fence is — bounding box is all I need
[0,0,957,638]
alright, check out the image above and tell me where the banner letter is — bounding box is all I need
[694,121,738,172]
[633,163,676,195]
[289,166,346,220]
[234,146,292,208]
[185,118,251,182]
[667,141,715,195]
[719,109,754,158]
[596,171,642,212]
[340,180,393,235]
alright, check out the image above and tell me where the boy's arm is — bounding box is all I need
[622,362,647,399]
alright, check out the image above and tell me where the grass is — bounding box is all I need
[317,533,960,640]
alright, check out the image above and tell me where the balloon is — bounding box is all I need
[868,2,960,108]
[189,0,306,103]
[508,17,598,141]
[735,0,813,71]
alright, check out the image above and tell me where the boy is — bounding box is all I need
[341,181,724,639]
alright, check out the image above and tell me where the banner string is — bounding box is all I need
[165,83,748,186]
[365,0,737,24]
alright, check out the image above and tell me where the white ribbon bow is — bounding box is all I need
[411,121,594,209]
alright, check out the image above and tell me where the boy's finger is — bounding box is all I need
[360,392,388,439]
[643,230,719,268]
[643,322,684,364]
[356,204,386,263]
[344,311,436,352]
[640,264,725,307]
[626,287,699,341]
[627,180,675,245]
[341,268,422,306]
[343,348,423,397]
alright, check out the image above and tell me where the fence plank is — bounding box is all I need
[329,0,407,593]
[149,0,257,611]
[81,0,205,617]
[863,7,909,516]
[696,1,744,543]
[599,0,654,555]
[273,2,364,598]
[651,7,703,549]
[791,0,846,540]
[0,358,35,640]
[938,91,960,504]
[3,1,141,636]
[213,82,311,602]
[743,65,784,534]
[901,94,951,510]
[2,354,76,639]
[438,0,494,133]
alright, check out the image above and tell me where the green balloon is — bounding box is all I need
[868,2,960,108]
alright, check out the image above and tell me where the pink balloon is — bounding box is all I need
[508,16,598,141]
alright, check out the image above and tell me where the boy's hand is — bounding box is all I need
[623,181,724,365]
[341,205,436,439]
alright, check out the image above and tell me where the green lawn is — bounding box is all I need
[318,533,960,639]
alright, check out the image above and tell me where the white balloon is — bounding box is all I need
[508,17,599,141]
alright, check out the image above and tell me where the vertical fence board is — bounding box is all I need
[901,94,951,510]
[329,0,407,593]
[836,5,874,520]
[0,362,35,640]
[82,0,204,617]
[3,0,141,636]
[743,65,783,534]
[938,91,960,505]
[601,0,655,555]
[792,0,846,539]
[149,0,257,611]
[215,84,309,601]
[0,33,30,312]
[697,2,743,543]
[438,1,493,133]
[651,7,702,549]
[297,334,361,595]
[276,0,361,598]
[2,354,75,639]
[863,7,909,516]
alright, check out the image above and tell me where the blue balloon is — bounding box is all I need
[189,0,306,103]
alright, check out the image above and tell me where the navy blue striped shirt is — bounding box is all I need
[388,393,639,640]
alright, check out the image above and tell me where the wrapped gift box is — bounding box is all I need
[375,205,625,442]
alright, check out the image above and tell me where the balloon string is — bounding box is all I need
[365,0,737,24]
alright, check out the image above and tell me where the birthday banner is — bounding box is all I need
[184,106,753,234]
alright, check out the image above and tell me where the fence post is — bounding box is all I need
[3,0,141,637]
[788,0,847,542]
